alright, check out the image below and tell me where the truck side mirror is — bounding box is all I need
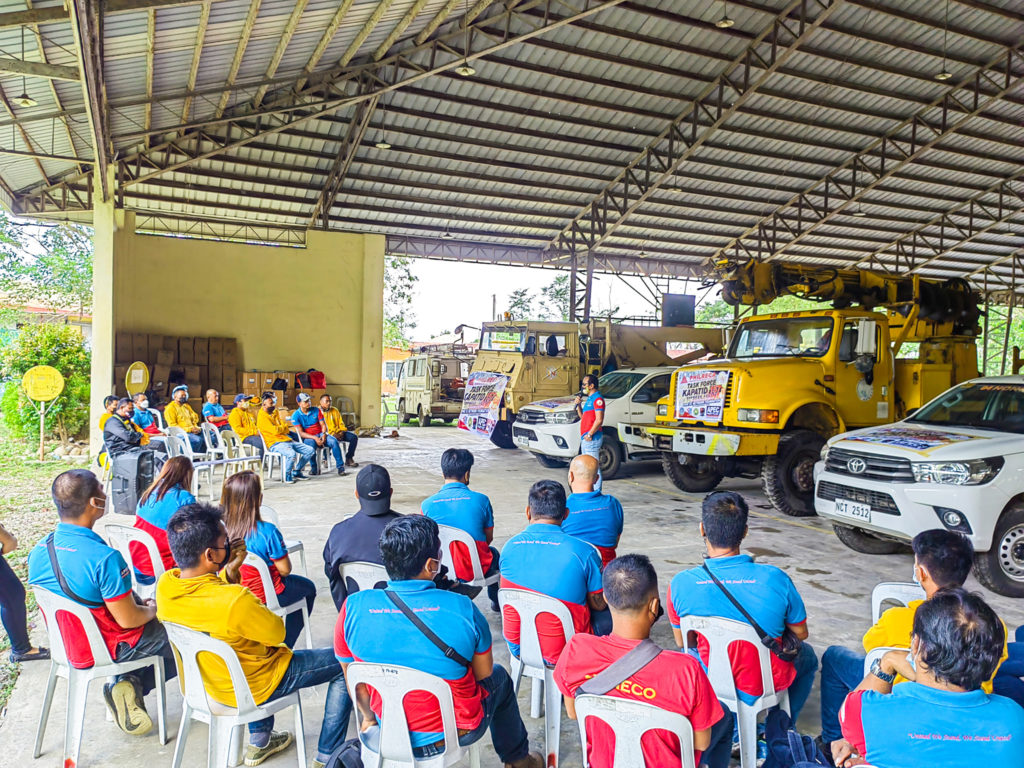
[431,361,441,377]
[632,390,653,403]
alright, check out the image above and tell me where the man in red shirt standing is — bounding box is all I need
[554,554,732,768]
[573,374,605,492]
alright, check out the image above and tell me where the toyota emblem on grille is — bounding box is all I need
[847,457,867,474]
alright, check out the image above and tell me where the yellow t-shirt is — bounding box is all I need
[320,406,347,435]
[257,408,293,446]
[863,599,1008,692]
[228,407,258,439]
[156,569,291,707]
[98,412,113,430]
[165,401,200,431]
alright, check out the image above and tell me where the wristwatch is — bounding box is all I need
[869,658,895,684]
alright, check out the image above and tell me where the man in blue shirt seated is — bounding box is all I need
[130,392,166,452]
[291,393,346,476]
[421,448,498,611]
[201,389,231,431]
[834,588,1024,767]
[334,515,542,768]
[563,454,624,569]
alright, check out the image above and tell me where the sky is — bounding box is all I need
[405,258,717,341]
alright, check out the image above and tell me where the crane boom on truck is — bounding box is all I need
[619,260,982,516]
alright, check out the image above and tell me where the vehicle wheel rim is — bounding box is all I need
[998,524,1024,581]
[791,453,817,493]
[600,446,613,472]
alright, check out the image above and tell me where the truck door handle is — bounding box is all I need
[814,378,837,396]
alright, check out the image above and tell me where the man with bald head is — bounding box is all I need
[562,454,624,568]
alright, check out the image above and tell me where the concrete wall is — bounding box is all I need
[90,208,385,451]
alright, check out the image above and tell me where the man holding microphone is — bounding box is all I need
[573,374,606,492]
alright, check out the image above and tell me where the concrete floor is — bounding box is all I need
[4,427,1023,767]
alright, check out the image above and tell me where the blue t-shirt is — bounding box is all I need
[335,579,491,746]
[136,485,196,530]
[563,491,624,548]
[132,409,156,430]
[841,683,1024,766]
[290,408,323,432]
[421,482,496,578]
[202,402,226,419]
[580,391,605,435]
[245,519,288,565]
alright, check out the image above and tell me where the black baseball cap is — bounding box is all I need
[356,464,393,516]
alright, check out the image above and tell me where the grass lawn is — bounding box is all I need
[0,425,68,712]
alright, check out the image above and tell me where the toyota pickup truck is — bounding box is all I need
[815,376,1024,597]
[511,367,672,479]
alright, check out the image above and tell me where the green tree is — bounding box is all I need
[0,215,93,316]
[382,255,418,347]
[506,288,535,319]
[539,275,570,320]
[1,323,91,448]
[696,294,822,325]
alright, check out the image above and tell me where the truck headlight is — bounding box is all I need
[820,444,830,462]
[736,408,779,424]
[547,411,580,425]
[657,404,668,417]
[911,457,1004,485]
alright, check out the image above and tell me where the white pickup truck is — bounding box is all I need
[815,376,1024,597]
[511,367,673,479]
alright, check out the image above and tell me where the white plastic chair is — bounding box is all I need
[863,645,909,676]
[167,425,211,462]
[221,430,262,475]
[163,621,307,768]
[499,588,575,768]
[344,662,481,768]
[102,519,166,601]
[167,427,215,497]
[677,615,790,768]
[32,588,169,766]
[259,431,287,483]
[437,524,499,591]
[201,422,230,463]
[164,432,184,459]
[260,505,307,577]
[870,582,925,624]
[336,396,357,430]
[337,561,389,597]
[148,407,166,430]
[243,553,313,649]
[574,694,697,768]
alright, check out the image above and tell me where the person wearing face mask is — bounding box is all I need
[555,554,733,768]
[103,397,151,458]
[817,529,1007,756]
[256,391,314,483]
[130,392,166,450]
[165,385,205,453]
[28,470,177,736]
[228,393,265,458]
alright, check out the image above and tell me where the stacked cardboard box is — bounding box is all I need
[113,331,241,401]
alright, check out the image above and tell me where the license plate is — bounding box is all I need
[513,435,530,448]
[834,498,871,521]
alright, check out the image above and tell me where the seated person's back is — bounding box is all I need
[133,456,196,577]
[563,455,623,567]
[500,479,604,663]
[838,588,1024,767]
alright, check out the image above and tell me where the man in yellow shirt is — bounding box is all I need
[228,394,264,458]
[165,385,205,454]
[97,395,118,469]
[818,530,1008,752]
[256,391,314,483]
[319,393,359,468]
[157,503,351,767]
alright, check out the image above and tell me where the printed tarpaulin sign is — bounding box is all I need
[458,372,510,438]
[846,426,978,454]
[674,369,729,421]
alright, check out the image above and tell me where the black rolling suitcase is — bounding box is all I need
[110,448,155,515]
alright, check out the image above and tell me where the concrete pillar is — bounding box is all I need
[359,234,385,427]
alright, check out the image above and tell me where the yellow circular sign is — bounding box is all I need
[126,361,150,396]
[22,365,65,402]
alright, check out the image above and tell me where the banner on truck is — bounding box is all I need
[458,372,510,438]
[674,369,729,421]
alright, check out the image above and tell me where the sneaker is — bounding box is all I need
[490,599,501,613]
[245,731,294,766]
[311,762,325,768]
[337,468,347,476]
[505,752,543,768]
[284,474,295,483]
[294,471,308,480]
[103,678,152,736]
[346,459,359,468]
[450,582,482,600]
[756,738,769,767]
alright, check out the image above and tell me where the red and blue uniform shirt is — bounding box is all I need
[421,482,495,580]
[563,491,624,567]
[554,633,724,768]
[241,519,288,602]
[667,554,806,703]
[840,683,1024,766]
[580,391,605,436]
[334,579,491,747]
[132,485,195,577]
[202,402,229,426]
[131,409,162,435]
[499,523,604,663]
[290,408,323,435]
[27,523,144,668]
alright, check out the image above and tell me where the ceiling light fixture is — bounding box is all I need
[851,206,868,218]
[936,0,952,81]
[375,92,392,149]
[455,63,476,77]
[715,1,734,28]
[374,139,392,150]
[15,29,36,108]
[441,227,454,239]
[455,0,476,76]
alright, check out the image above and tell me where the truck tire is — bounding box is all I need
[762,429,825,516]
[661,452,723,493]
[599,434,622,480]
[417,406,431,427]
[399,400,412,424]
[975,503,1024,598]
[489,420,516,449]
[833,523,903,555]
[535,454,568,469]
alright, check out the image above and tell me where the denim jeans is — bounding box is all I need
[270,440,313,477]
[484,546,500,606]
[302,436,342,472]
[242,435,265,459]
[590,607,613,637]
[249,648,352,762]
[0,556,31,655]
[278,573,317,648]
[185,432,206,454]
[337,431,358,462]
[993,625,1024,707]
[819,645,865,742]
[579,433,603,492]
[359,665,529,764]
[113,618,177,695]
[787,641,818,724]
[704,702,737,768]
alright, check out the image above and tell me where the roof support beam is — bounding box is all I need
[713,41,1024,266]
[0,57,79,81]
[295,0,355,92]
[252,0,308,107]
[181,1,211,127]
[214,0,261,118]
[67,0,111,201]
[0,0,228,30]
[544,0,844,261]
[144,8,155,145]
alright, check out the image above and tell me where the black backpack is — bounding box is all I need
[321,737,362,768]
[763,710,831,768]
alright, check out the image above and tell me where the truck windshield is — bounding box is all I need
[595,371,646,399]
[728,317,835,358]
[480,327,527,351]
[908,382,1024,433]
